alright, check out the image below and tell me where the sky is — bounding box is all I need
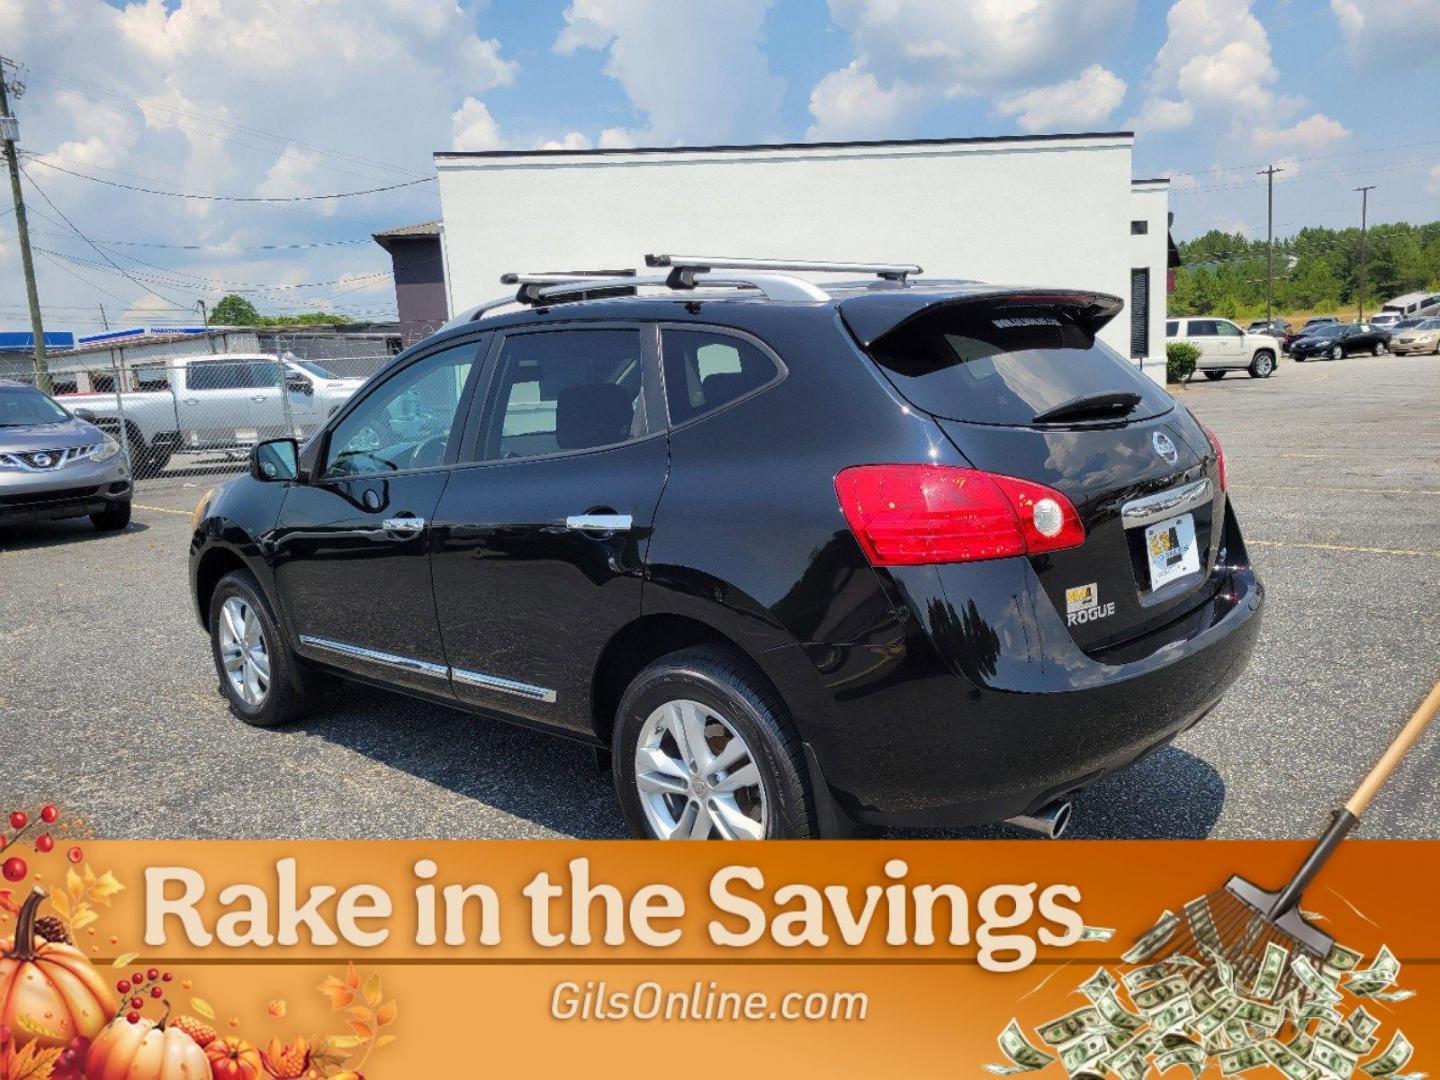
[0,0,1437,333]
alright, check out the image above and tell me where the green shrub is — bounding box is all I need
[1166,341,1200,384]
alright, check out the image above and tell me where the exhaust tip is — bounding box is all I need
[1005,799,1072,839]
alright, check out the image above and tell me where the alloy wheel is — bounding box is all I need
[633,699,768,839]
[218,596,270,707]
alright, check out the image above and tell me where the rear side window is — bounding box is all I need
[1165,320,1179,337]
[865,303,1172,426]
[661,329,780,424]
[1188,320,1216,337]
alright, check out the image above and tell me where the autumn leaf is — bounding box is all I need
[323,1035,366,1053]
[70,907,98,932]
[4,1040,63,1080]
[361,972,382,1007]
[111,952,138,968]
[375,1000,397,1027]
[191,998,216,1020]
[344,963,360,990]
[317,976,354,1011]
[374,1034,398,1050]
[90,871,124,906]
[65,869,83,903]
[346,1021,373,1040]
[14,1014,64,1041]
[82,864,97,890]
[267,999,286,1019]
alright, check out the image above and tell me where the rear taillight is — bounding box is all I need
[1201,424,1226,492]
[834,464,1085,567]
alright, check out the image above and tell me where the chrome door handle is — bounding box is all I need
[251,395,267,403]
[566,514,632,533]
[183,398,199,406]
[382,516,426,533]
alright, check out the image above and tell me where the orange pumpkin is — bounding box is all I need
[206,1035,265,1080]
[86,1015,211,1080]
[0,887,115,1050]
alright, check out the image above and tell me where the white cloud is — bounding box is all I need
[806,61,926,140]
[1428,164,1440,196]
[554,0,784,145]
[1331,0,1440,65]
[994,65,1127,133]
[451,97,504,152]
[1250,113,1350,151]
[538,131,594,151]
[1128,96,1194,133]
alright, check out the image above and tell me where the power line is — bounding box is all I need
[1169,157,1434,196]
[21,153,433,201]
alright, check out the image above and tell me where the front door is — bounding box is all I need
[1214,320,1246,367]
[430,325,669,734]
[272,338,484,695]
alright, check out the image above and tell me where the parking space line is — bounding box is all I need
[1235,483,1440,497]
[1249,539,1440,558]
[134,503,193,516]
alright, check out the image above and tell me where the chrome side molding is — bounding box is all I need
[298,635,557,703]
[452,667,558,703]
[1120,477,1212,529]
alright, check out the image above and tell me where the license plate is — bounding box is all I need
[1144,512,1200,590]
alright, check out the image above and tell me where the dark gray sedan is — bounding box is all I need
[1290,323,1391,361]
[0,379,132,530]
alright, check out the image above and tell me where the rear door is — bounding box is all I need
[429,324,669,735]
[181,358,285,449]
[851,294,1224,652]
[1186,319,1218,364]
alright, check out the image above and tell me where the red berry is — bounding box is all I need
[161,972,173,982]
[35,834,54,853]
[66,846,83,864]
[126,1012,140,1024]
[150,986,162,999]
[2,857,26,882]
[117,980,130,994]
[147,967,159,981]
[40,805,58,824]
[132,972,144,985]
[130,996,143,1010]
[9,811,26,831]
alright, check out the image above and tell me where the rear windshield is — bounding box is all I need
[866,303,1173,426]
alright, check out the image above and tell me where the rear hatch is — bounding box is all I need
[841,289,1224,653]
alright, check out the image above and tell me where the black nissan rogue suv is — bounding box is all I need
[189,256,1262,840]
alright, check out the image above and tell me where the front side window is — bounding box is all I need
[479,329,645,462]
[1216,321,1242,337]
[322,342,477,477]
[662,329,780,424]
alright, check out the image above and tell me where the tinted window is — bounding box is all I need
[323,343,477,477]
[662,329,780,425]
[0,386,69,426]
[1216,321,1242,337]
[867,303,1172,426]
[1188,321,1217,337]
[1165,320,1179,337]
[1310,326,1342,338]
[479,329,645,462]
[1130,220,1148,234]
[188,360,280,390]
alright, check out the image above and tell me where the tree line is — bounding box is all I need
[1169,219,1440,320]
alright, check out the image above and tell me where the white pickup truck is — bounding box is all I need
[63,353,365,475]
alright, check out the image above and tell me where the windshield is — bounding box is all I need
[0,385,71,426]
[1418,319,1440,330]
[867,302,1172,426]
[1308,326,1343,338]
[294,360,339,379]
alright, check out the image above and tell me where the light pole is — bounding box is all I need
[1354,186,1376,322]
[0,57,50,393]
[1258,165,1282,327]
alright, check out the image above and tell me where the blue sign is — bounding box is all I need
[0,331,76,352]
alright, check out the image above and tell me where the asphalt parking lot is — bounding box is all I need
[2,351,1437,841]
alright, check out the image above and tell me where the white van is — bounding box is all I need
[1375,292,1440,328]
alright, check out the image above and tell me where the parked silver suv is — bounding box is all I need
[0,379,132,531]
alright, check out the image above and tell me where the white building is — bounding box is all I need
[435,133,1172,381]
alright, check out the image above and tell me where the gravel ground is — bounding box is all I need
[1,351,1437,841]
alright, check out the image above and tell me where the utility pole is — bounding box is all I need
[0,57,50,394]
[1258,164,1282,326]
[196,299,216,353]
[1354,186,1376,322]
[98,303,108,330]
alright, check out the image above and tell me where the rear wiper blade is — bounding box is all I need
[1032,391,1143,425]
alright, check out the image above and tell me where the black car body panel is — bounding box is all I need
[190,282,1263,833]
[1290,323,1389,359]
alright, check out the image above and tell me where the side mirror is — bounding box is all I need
[286,376,314,396]
[251,437,300,482]
[73,408,97,423]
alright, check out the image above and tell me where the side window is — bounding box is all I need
[323,342,478,477]
[1188,321,1216,337]
[187,362,238,391]
[479,329,645,462]
[1217,321,1242,337]
[240,361,281,389]
[661,329,780,424]
[1165,320,1179,337]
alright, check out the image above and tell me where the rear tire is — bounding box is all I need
[208,569,323,728]
[612,645,812,840]
[90,501,131,531]
[1204,370,1226,380]
[1248,350,1275,378]
[1372,342,1385,356]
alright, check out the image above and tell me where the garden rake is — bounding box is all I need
[1131,677,1440,1003]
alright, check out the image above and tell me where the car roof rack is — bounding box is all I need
[439,253,925,331]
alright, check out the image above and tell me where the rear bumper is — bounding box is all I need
[0,459,131,526]
[781,516,1263,830]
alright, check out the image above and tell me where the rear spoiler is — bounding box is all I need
[837,288,1125,347]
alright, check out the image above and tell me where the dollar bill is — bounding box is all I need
[1132,974,1189,1014]
[1263,1038,1320,1080]
[1123,963,1171,992]
[1313,1037,1360,1080]
[1251,941,1290,1001]
[1123,911,1180,965]
[1349,1007,1382,1039]
[1203,944,1237,993]
[1361,1032,1413,1078]
[1157,1044,1206,1078]
[1037,1007,1104,1047]
[1293,955,1345,1005]
[1079,925,1116,942]
[1150,994,1196,1034]
[986,1019,1057,1075]
[1094,990,1146,1034]
[1289,1032,1315,1059]
[1233,999,1284,1034]
[1186,897,1222,952]
[1078,967,1119,1003]
[1319,1021,1379,1058]
[1345,946,1400,993]
[1219,1044,1270,1076]
[1325,943,1365,973]
[1060,1033,1111,1076]
[1365,989,1415,1004]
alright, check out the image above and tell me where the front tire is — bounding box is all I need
[1204,370,1226,380]
[1248,350,1275,378]
[612,645,811,839]
[90,501,131,531]
[208,569,322,727]
[1372,341,1386,356]
[1329,345,1343,361]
